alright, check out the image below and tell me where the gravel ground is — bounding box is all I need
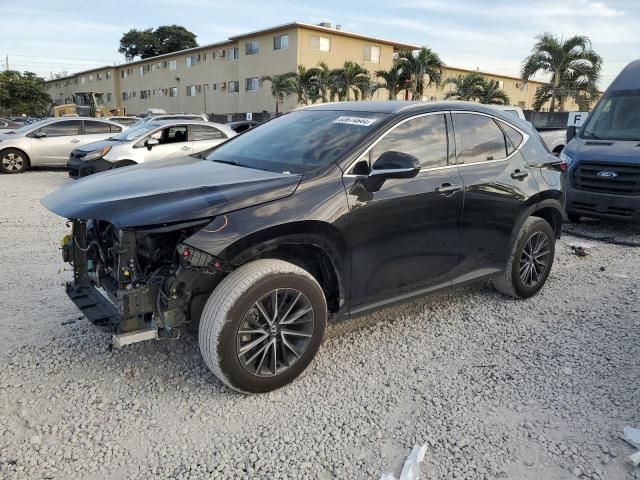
[1,170,639,480]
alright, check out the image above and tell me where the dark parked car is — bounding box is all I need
[0,117,21,131]
[42,101,565,393]
[563,60,640,223]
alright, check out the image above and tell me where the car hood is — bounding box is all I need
[41,156,302,228]
[75,138,122,154]
[566,138,640,163]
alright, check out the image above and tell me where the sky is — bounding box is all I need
[1,0,638,88]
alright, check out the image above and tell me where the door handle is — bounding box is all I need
[70,139,80,143]
[435,183,463,195]
[511,169,529,180]
[181,146,190,150]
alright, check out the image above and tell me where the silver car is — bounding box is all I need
[129,113,209,128]
[67,120,235,178]
[0,117,125,174]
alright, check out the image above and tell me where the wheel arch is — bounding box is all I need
[222,220,347,316]
[509,197,564,248]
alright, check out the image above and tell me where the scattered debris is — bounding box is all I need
[623,426,640,467]
[380,444,428,480]
[571,245,588,257]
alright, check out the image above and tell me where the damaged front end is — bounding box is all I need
[63,218,226,340]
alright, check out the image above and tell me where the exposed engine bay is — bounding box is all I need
[63,218,225,335]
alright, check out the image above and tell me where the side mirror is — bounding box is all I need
[145,138,160,150]
[370,151,421,179]
[566,126,577,143]
[33,130,46,138]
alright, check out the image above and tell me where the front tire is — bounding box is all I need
[493,217,556,299]
[1,149,29,174]
[199,259,327,393]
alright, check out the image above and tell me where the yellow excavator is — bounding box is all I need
[53,92,125,118]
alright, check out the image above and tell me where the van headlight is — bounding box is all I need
[559,151,574,166]
[84,146,112,161]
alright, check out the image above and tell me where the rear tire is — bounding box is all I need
[493,217,555,299]
[199,259,327,393]
[1,148,29,174]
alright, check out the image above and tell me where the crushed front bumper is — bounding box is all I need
[65,282,119,332]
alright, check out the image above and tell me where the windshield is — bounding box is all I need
[205,110,386,174]
[581,90,640,141]
[111,122,161,141]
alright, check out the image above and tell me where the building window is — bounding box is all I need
[310,35,330,51]
[106,71,112,80]
[80,76,86,84]
[139,66,144,76]
[228,81,239,93]
[497,80,504,89]
[186,56,197,68]
[186,85,199,96]
[203,53,208,61]
[228,47,239,60]
[140,90,151,99]
[88,74,94,82]
[96,73,102,81]
[245,77,259,91]
[169,60,177,70]
[274,34,289,50]
[121,70,128,79]
[169,87,178,97]
[105,93,112,102]
[363,45,381,63]
[245,41,259,55]
[212,83,218,92]
[122,92,128,101]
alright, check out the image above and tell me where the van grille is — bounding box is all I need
[571,162,640,195]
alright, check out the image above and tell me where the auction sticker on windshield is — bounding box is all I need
[333,116,378,126]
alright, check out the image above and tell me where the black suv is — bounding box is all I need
[42,101,565,393]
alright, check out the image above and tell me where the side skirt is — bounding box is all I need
[344,267,502,320]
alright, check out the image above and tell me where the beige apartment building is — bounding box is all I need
[45,21,568,119]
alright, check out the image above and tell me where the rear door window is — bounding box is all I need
[452,113,508,163]
[84,120,119,134]
[191,124,226,141]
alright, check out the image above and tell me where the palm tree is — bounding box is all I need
[396,47,444,100]
[311,62,332,103]
[329,61,370,101]
[443,72,485,101]
[259,73,295,114]
[375,63,408,100]
[477,79,510,105]
[355,78,383,100]
[521,33,601,112]
[292,65,320,105]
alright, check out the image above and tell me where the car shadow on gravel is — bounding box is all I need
[563,217,640,246]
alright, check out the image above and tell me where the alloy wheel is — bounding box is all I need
[519,231,551,288]
[236,288,315,377]
[2,153,24,172]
